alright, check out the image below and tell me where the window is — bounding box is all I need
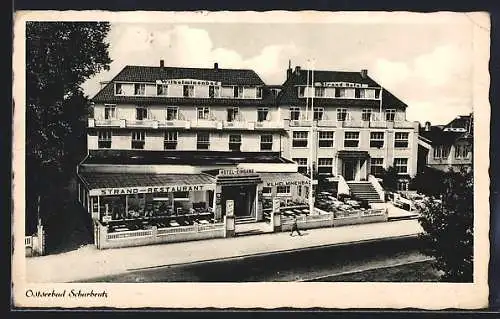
[290,107,301,120]
[397,180,409,191]
[115,83,123,95]
[394,158,408,174]
[98,130,111,149]
[276,185,291,195]
[157,84,168,96]
[385,109,396,121]
[298,86,306,97]
[355,88,365,98]
[292,131,308,148]
[370,132,384,148]
[337,108,348,121]
[344,132,360,147]
[183,85,194,97]
[257,108,269,122]
[297,185,302,197]
[313,107,324,121]
[370,158,384,176]
[227,107,239,122]
[173,191,189,199]
[234,86,243,98]
[132,130,145,149]
[260,134,273,151]
[134,83,145,95]
[394,132,409,148]
[164,131,178,150]
[136,106,148,120]
[229,134,242,151]
[256,87,263,98]
[318,131,334,148]
[104,105,116,120]
[262,187,272,196]
[362,109,372,121]
[318,158,333,174]
[434,145,450,159]
[293,158,308,174]
[375,89,381,99]
[315,87,325,98]
[455,144,471,159]
[197,107,210,120]
[335,88,346,98]
[166,106,178,120]
[208,85,219,98]
[197,132,210,150]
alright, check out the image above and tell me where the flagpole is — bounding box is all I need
[308,60,315,215]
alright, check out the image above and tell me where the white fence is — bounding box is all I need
[98,222,226,249]
[281,208,388,231]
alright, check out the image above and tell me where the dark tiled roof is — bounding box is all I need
[419,127,468,146]
[79,172,215,190]
[277,69,407,109]
[92,65,273,105]
[444,115,473,131]
[80,150,293,166]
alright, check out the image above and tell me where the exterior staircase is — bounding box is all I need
[346,181,384,203]
[235,216,257,224]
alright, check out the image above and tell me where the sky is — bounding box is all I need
[81,14,481,125]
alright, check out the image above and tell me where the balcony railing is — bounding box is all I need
[223,115,248,129]
[253,120,285,129]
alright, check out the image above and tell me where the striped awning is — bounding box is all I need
[79,172,216,196]
[216,173,263,186]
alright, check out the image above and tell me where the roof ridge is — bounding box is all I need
[123,64,257,72]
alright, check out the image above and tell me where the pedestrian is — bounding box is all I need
[290,215,302,236]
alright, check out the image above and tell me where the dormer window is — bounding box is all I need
[115,83,123,95]
[234,86,243,98]
[134,83,145,95]
[209,85,220,98]
[298,86,305,98]
[157,84,168,96]
[314,87,325,98]
[256,87,263,98]
[183,85,194,97]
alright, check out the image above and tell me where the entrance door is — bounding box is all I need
[222,185,253,217]
[343,160,356,181]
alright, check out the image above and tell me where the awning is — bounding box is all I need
[216,173,263,186]
[259,172,313,187]
[337,150,370,159]
[79,172,216,196]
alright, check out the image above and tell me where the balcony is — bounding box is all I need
[252,120,285,130]
[223,115,249,129]
[289,119,314,127]
[88,118,125,128]
[126,119,160,129]
[317,120,338,127]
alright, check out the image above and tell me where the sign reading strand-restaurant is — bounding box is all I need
[90,183,215,196]
[156,79,222,86]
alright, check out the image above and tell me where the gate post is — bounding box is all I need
[271,197,282,232]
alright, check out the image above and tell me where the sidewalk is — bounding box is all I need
[26,219,423,283]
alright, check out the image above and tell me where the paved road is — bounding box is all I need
[78,236,432,283]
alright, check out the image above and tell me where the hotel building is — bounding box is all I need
[76,61,419,244]
[279,65,419,195]
[417,114,473,172]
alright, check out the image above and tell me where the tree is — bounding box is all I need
[380,166,399,192]
[416,167,473,282]
[409,166,447,197]
[25,22,111,240]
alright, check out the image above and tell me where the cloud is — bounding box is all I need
[82,25,300,96]
[372,59,411,88]
[414,45,468,86]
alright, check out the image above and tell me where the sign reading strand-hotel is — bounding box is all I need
[91,183,215,196]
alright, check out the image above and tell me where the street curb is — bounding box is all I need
[126,233,422,272]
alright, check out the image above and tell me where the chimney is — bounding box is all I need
[214,62,219,70]
[360,69,368,79]
[424,121,431,131]
[160,59,165,68]
[295,66,301,76]
[286,60,293,79]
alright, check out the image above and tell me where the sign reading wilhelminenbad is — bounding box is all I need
[265,180,310,187]
[90,184,215,196]
[156,79,222,86]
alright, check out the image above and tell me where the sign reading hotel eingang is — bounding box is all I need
[89,184,215,196]
[156,79,222,86]
[218,168,255,176]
